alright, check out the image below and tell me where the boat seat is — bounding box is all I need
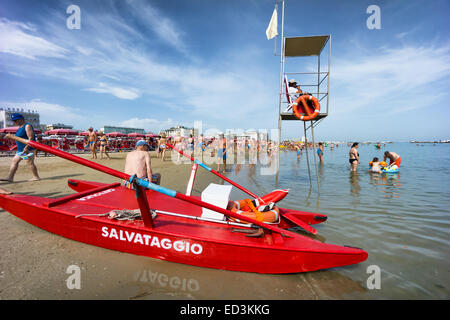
[201,183,232,221]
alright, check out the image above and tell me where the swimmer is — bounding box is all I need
[369,157,382,173]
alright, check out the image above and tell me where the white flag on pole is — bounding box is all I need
[266,6,278,40]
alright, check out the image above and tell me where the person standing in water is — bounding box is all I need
[1,113,40,182]
[384,151,401,169]
[317,142,324,163]
[349,142,360,171]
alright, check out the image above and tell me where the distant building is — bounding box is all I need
[226,129,261,141]
[46,123,74,130]
[100,125,145,135]
[0,107,40,129]
[163,125,197,137]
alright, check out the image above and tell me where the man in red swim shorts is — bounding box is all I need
[384,151,401,168]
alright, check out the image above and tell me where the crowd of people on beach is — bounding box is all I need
[0,112,403,193]
[0,112,274,189]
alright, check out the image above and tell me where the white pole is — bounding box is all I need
[277,0,285,174]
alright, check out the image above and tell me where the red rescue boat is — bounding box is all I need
[0,135,368,274]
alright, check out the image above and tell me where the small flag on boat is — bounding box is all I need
[266,6,278,40]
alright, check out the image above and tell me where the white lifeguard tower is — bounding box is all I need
[274,1,331,188]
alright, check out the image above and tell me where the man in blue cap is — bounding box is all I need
[0,113,40,182]
[123,140,160,189]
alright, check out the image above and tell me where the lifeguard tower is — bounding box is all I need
[274,1,331,188]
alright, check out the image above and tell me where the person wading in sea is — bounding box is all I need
[317,142,324,163]
[384,151,402,169]
[0,113,40,182]
[349,142,360,171]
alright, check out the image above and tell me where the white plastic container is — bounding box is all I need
[201,183,232,221]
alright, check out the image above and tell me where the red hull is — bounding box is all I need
[0,181,367,273]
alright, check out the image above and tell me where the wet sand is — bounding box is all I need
[0,151,366,300]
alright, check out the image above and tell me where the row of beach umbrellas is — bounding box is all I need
[0,127,159,138]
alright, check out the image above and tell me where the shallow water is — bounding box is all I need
[1,143,449,300]
[225,142,450,299]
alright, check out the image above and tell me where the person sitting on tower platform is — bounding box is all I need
[288,79,303,102]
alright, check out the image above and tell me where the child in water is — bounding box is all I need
[369,157,382,173]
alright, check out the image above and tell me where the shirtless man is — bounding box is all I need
[123,140,161,189]
[349,142,360,171]
[216,133,227,173]
[157,133,168,161]
[87,127,97,159]
[384,151,401,169]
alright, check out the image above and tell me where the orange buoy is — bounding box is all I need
[228,199,279,224]
[292,95,320,121]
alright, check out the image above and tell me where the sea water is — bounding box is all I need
[224,142,450,299]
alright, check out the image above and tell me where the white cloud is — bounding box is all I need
[119,117,174,132]
[332,44,450,116]
[0,10,276,128]
[0,18,68,60]
[85,83,141,100]
[125,0,186,52]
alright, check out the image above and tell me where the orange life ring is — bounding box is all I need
[228,199,279,224]
[370,161,387,167]
[292,95,320,121]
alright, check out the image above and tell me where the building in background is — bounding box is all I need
[100,125,146,135]
[0,107,40,129]
[163,125,197,137]
[45,123,74,130]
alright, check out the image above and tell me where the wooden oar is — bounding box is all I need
[5,134,294,238]
[167,143,318,234]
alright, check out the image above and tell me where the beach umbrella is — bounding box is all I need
[0,126,42,134]
[106,132,127,137]
[45,129,79,136]
[78,131,90,136]
[128,132,145,138]
[0,127,19,133]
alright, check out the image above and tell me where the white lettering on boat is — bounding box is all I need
[77,189,116,201]
[101,227,203,255]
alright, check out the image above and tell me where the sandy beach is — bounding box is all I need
[0,151,225,299]
[0,151,367,300]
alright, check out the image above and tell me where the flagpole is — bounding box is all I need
[273,3,278,55]
[277,0,285,175]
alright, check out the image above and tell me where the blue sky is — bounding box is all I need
[0,0,449,141]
